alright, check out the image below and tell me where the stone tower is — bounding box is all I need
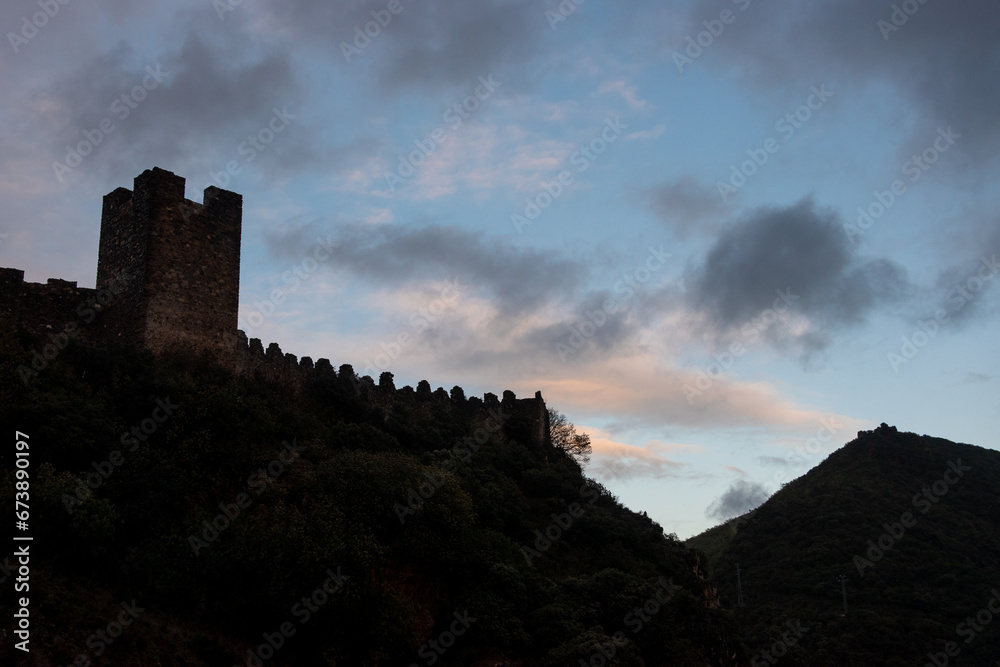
[96,167,242,355]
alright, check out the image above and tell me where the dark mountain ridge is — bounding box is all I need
[688,424,1000,666]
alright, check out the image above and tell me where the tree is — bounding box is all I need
[548,409,592,464]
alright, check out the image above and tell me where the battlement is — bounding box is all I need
[0,268,100,341]
[1,167,551,449]
[97,167,242,354]
[226,330,551,448]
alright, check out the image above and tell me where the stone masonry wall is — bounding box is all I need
[0,268,101,344]
[97,167,242,355]
[0,167,551,449]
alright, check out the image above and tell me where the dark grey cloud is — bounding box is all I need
[15,30,323,187]
[517,288,641,361]
[266,219,587,318]
[685,198,911,352]
[265,219,678,369]
[705,479,770,522]
[931,225,1000,327]
[257,0,545,93]
[667,1,1000,167]
[645,175,730,238]
[378,1,542,91]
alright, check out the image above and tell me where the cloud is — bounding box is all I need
[10,31,316,188]
[625,124,666,141]
[645,175,729,238]
[684,197,911,355]
[756,455,792,467]
[585,429,686,480]
[666,1,1000,167]
[264,219,586,317]
[254,0,546,94]
[527,357,859,432]
[379,123,581,200]
[597,80,647,110]
[961,372,993,385]
[260,217,860,433]
[931,252,1000,327]
[380,1,544,92]
[705,479,771,522]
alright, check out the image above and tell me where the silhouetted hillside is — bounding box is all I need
[687,425,1000,666]
[1,330,746,666]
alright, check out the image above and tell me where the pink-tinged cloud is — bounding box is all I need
[521,356,860,432]
[583,426,686,480]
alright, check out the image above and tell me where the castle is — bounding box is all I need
[1,167,550,447]
[2,167,240,357]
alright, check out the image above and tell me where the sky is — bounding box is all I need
[2,0,998,538]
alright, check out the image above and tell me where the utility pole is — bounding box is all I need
[736,563,745,608]
[837,574,848,615]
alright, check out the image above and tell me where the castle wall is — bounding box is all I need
[0,268,100,342]
[226,331,551,449]
[97,167,242,355]
[2,167,552,450]
[97,185,148,347]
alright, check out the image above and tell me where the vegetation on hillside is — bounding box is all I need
[687,425,1000,667]
[1,330,745,666]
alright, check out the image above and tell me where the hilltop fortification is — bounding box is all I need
[1,167,550,447]
[97,167,242,354]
